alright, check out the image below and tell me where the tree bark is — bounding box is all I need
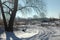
[0,0,18,32]
[8,0,18,32]
[0,0,8,31]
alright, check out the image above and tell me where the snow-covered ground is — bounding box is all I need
[0,25,60,40]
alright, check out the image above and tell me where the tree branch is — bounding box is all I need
[2,3,12,16]
[3,4,13,11]
[18,6,41,14]
[18,6,40,11]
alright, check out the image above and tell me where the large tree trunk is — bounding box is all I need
[7,0,18,32]
[0,0,8,31]
[0,0,18,32]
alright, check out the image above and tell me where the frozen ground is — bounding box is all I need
[0,25,60,40]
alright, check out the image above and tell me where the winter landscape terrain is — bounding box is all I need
[0,19,60,40]
[0,0,60,40]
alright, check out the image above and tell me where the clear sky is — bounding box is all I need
[0,0,60,18]
[46,0,60,18]
[16,0,60,18]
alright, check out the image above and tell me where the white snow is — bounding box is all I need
[0,25,60,40]
[14,28,39,38]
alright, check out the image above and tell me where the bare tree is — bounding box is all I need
[0,0,18,32]
[0,0,46,32]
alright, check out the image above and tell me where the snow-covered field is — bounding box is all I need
[0,25,60,40]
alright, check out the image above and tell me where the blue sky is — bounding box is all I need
[47,0,60,18]
[16,0,60,18]
[1,0,60,18]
